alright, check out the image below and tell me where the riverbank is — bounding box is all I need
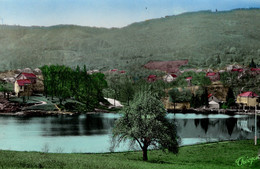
[0,109,116,116]
[0,96,120,116]
[0,140,259,169]
[168,108,260,115]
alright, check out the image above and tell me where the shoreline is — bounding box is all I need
[167,108,260,115]
[1,108,259,117]
[0,139,252,154]
[0,108,117,116]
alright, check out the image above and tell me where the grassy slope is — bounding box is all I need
[0,9,260,71]
[0,140,259,169]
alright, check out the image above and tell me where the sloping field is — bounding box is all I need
[144,60,188,73]
[0,9,260,71]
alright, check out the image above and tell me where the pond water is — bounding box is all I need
[0,113,259,153]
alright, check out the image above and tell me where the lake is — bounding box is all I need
[0,113,259,153]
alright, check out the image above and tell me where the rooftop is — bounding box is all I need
[238,91,258,97]
[17,79,32,86]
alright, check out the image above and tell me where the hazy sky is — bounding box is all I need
[0,0,260,28]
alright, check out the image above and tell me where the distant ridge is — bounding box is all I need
[0,9,260,71]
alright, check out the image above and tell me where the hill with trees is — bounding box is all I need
[0,9,260,71]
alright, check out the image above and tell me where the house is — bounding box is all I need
[208,93,220,103]
[209,100,220,109]
[208,94,220,109]
[206,72,220,81]
[186,77,192,86]
[231,68,244,73]
[147,75,157,82]
[236,91,259,107]
[16,72,37,84]
[163,73,177,82]
[14,79,33,97]
[119,70,126,74]
[250,68,260,75]
[14,72,37,97]
[250,68,260,72]
[110,69,118,72]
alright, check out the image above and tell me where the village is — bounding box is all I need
[0,60,259,115]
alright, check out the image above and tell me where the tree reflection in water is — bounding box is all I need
[225,118,237,136]
[200,118,209,133]
[194,119,200,127]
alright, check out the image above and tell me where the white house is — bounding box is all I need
[163,74,177,82]
[209,100,220,109]
[14,79,32,97]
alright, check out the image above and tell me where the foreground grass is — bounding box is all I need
[0,140,259,169]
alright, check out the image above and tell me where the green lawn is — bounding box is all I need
[0,140,259,169]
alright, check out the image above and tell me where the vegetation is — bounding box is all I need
[104,71,169,106]
[220,71,260,96]
[0,80,13,100]
[1,9,260,71]
[112,90,179,161]
[173,71,211,87]
[249,59,257,68]
[0,140,259,168]
[40,65,107,112]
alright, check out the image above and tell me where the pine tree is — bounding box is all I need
[249,59,256,68]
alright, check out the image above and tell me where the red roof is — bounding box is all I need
[17,79,32,86]
[206,72,216,76]
[147,75,157,82]
[119,70,126,74]
[231,68,243,72]
[110,69,117,72]
[171,74,177,78]
[251,68,260,71]
[148,75,157,78]
[238,91,258,97]
[186,77,192,80]
[208,93,213,98]
[21,73,36,78]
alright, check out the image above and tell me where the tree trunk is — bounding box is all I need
[142,146,148,161]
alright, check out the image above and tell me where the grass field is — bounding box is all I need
[0,140,259,168]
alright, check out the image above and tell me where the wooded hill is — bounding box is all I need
[0,9,260,71]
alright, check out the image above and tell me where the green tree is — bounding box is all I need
[0,80,13,100]
[175,71,211,87]
[190,94,201,108]
[226,88,235,108]
[118,76,134,106]
[112,91,179,161]
[200,87,209,107]
[169,88,192,110]
[249,59,256,68]
[40,65,108,112]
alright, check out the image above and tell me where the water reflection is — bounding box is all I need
[0,113,259,153]
[194,119,200,127]
[38,114,117,136]
[226,118,237,136]
[200,118,209,133]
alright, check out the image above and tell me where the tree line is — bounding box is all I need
[40,65,107,112]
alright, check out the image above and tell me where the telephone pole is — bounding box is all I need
[255,105,258,145]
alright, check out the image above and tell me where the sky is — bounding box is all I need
[0,0,260,28]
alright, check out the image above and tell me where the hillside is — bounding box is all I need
[0,9,260,71]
